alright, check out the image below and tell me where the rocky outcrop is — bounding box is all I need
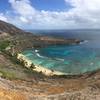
[35,36,81,46]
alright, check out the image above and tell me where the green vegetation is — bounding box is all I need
[0,70,17,80]
[0,40,10,51]
[0,66,18,80]
[1,51,46,80]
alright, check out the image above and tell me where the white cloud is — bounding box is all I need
[9,0,36,16]
[20,16,29,23]
[0,13,8,22]
[1,0,100,29]
[65,0,100,26]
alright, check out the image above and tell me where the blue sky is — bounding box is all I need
[0,0,100,29]
[0,0,71,12]
[32,0,71,11]
[0,0,10,12]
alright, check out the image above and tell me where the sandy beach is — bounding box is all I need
[17,53,66,76]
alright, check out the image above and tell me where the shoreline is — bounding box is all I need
[17,53,66,76]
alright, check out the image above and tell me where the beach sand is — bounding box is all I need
[17,53,66,76]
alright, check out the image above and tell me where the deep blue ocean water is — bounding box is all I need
[23,30,100,75]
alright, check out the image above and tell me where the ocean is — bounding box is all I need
[23,29,100,75]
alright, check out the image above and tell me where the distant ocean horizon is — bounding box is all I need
[27,29,100,39]
[23,29,100,75]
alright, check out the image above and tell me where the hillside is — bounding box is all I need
[0,20,29,36]
[0,20,82,54]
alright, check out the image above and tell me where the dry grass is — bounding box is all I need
[0,88,27,100]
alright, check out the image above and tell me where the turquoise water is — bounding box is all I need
[22,30,100,75]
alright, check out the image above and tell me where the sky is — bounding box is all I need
[0,0,100,29]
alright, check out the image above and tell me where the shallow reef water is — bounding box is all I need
[22,30,100,75]
[22,43,100,75]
